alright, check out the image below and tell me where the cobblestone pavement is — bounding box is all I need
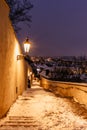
[0,81,87,130]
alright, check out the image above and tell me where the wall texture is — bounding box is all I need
[0,0,28,118]
[40,76,87,107]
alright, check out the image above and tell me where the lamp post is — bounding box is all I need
[17,37,31,60]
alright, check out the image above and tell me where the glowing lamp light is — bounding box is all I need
[24,38,31,53]
[17,37,31,60]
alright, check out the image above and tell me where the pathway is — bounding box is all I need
[0,81,87,130]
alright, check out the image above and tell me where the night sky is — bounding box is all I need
[18,0,87,57]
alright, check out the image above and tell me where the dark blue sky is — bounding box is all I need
[19,0,87,57]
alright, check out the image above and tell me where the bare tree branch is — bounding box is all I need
[5,0,33,33]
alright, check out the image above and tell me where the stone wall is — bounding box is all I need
[40,76,87,107]
[0,0,29,118]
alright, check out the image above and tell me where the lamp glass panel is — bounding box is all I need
[24,44,30,53]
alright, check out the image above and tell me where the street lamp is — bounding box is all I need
[24,37,31,53]
[17,37,31,60]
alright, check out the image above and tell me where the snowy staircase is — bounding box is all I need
[0,116,40,129]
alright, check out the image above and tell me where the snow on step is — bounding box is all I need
[0,116,40,129]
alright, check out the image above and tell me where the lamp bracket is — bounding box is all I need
[17,54,25,60]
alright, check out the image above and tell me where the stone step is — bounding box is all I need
[5,120,36,124]
[8,119,35,122]
[9,116,34,120]
[0,116,39,128]
[18,96,31,100]
[0,127,38,130]
[0,123,39,127]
